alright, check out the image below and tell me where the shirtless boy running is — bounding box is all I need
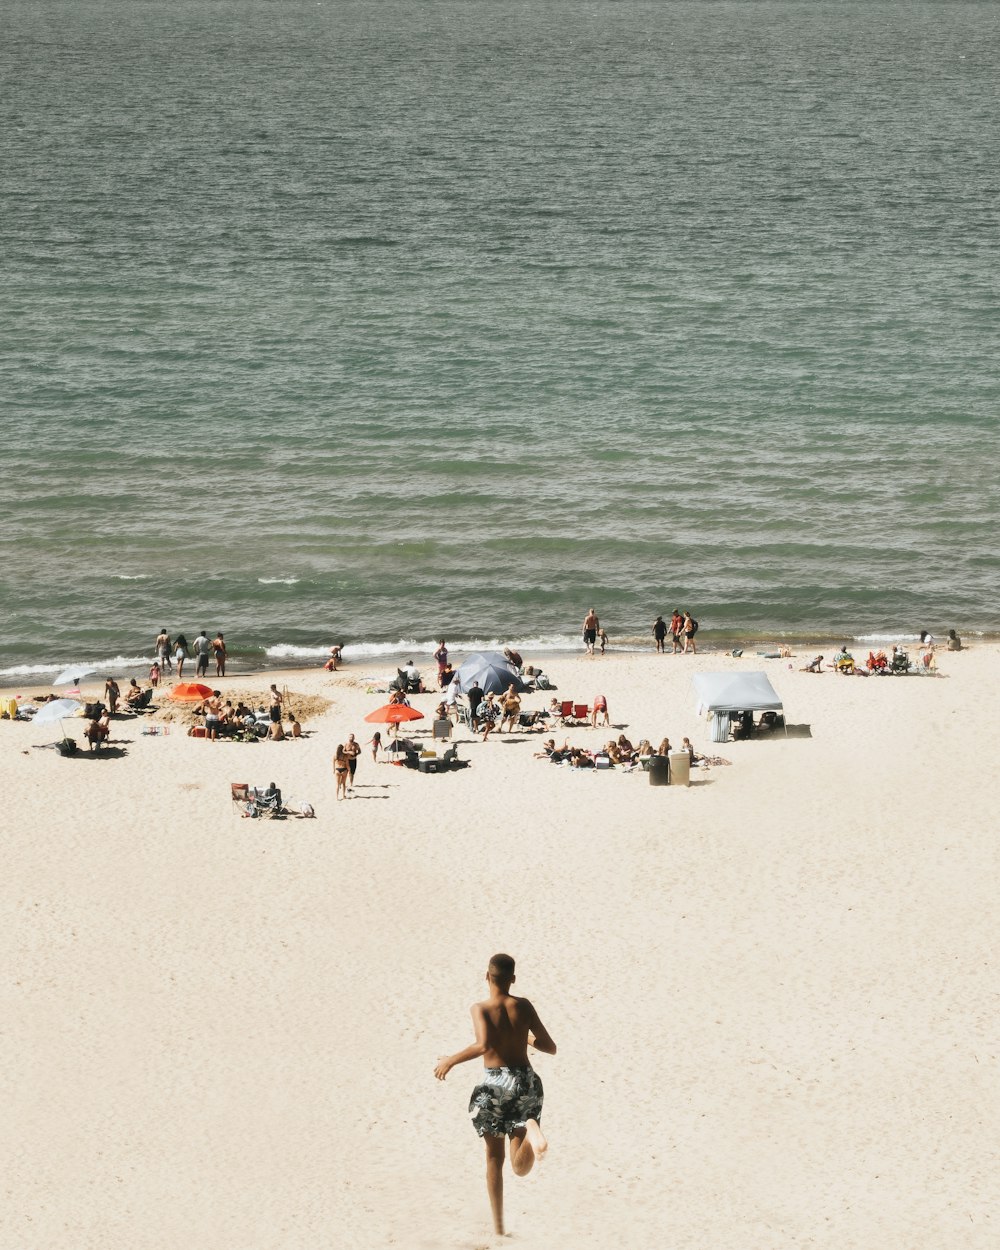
[434,954,556,1237]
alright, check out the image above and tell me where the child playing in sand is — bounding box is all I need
[434,954,556,1238]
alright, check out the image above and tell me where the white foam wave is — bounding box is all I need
[258,577,300,585]
[853,632,921,643]
[265,635,585,662]
[113,574,150,581]
[0,655,155,680]
[265,644,330,659]
[0,662,64,677]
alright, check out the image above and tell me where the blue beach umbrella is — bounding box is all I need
[455,652,528,696]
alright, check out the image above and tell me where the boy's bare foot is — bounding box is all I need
[524,1118,547,1160]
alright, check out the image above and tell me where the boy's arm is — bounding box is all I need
[526,1000,557,1055]
[434,1004,488,1080]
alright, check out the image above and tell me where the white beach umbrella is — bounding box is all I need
[54,664,96,686]
[33,698,83,725]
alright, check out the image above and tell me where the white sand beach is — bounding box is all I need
[3,645,998,1249]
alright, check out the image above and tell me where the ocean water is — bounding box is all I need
[2,0,998,677]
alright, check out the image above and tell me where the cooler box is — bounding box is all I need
[648,754,670,787]
[668,750,690,787]
[418,757,440,774]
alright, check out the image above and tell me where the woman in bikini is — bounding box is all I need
[333,744,350,800]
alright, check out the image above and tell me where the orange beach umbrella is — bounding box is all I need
[363,703,424,726]
[170,682,214,702]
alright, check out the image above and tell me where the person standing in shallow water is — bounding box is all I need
[582,607,599,656]
[434,954,556,1238]
[652,615,667,653]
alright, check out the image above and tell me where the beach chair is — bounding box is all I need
[231,783,251,816]
[573,703,589,720]
[559,700,573,719]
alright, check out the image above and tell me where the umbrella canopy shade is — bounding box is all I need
[54,665,96,686]
[692,671,783,715]
[455,652,528,696]
[170,682,215,702]
[33,698,83,725]
[364,704,425,726]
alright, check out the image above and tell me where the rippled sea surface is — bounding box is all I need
[2,0,998,673]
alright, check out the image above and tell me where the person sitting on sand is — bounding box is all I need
[124,678,144,707]
[657,737,671,757]
[284,713,300,738]
[834,646,855,674]
[324,645,343,672]
[603,741,622,764]
[85,717,109,751]
[802,655,824,673]
[947,629,963,651]
[635,738,653,760]
[268,718,286,742]
[534,738,557,759]
[616,733,634,761]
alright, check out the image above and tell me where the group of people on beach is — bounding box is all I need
[153,628,227,681]
[801,629,962,676]
[652,610,699,653]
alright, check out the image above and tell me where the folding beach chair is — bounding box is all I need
[231,783,251,817]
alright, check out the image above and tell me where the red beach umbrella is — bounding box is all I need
[170,682,215,702]
[363,703,425,726]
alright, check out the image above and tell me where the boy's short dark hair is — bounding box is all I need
[488,953,516,983]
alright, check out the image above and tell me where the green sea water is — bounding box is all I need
[2,0,998,675]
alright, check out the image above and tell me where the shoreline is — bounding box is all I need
[0,627,982,691]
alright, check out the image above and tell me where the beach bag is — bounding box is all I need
[690,619,699,635]
[56,738,78,756]
[535,673,551,690]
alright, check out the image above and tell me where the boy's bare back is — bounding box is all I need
[473,992,552,1069]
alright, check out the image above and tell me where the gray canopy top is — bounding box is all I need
[692,671,783,715]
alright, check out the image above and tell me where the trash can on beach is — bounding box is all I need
[648,754,670,787]
[668,750,691,787]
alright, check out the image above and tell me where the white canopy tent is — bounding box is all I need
[692,671,784,742]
